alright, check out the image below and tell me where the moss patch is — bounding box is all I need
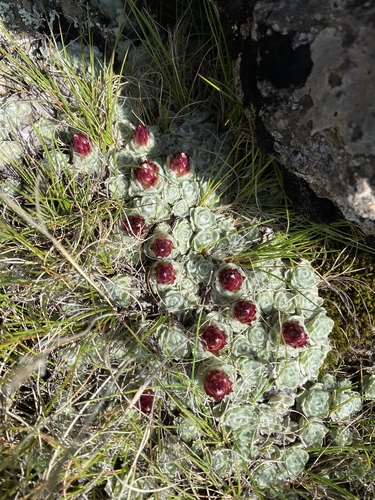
[319,248,375,367]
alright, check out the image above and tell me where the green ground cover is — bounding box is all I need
[0,1,375,499]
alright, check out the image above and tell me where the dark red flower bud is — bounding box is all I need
[72,133,92,156]
[233,300,257,325]
[282,321,308,348]
[200,325,227,355]
[122,214,147,236]
[168,152,190,177]
[134,160,159,189]
[150,236,174,258]
[204,370,233,402]
[133,124,150,147]
[134,388,154,413]
[155,262,176,285]
[219,267,245,292]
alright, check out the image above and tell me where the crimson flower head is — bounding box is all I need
[154,262,176,285]
[134,388,155,414]
[168,152,190,177]
[150,236,174,258]
[219,267,245,292]
[72,133,92,157]
[134,160,159,189]
[122,214,147,237]
[133,124,151,147]
[282,321,308,348]
[204,370,233,402]
[233,300,257,325]
[200,325,227,355]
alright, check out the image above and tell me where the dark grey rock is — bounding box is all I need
[0,1,134,56]
[0,0,86,33]
[216,0,375,234]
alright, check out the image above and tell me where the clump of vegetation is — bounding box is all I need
[1,1,375,499]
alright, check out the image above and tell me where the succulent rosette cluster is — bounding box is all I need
[4,41,366,497]
[50,106,366,494]
[76,110,364,493]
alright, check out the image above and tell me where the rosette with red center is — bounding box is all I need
[72,133,92,156]
[204,370,233,402]
[150,236,174,258]
[168,152,190,177]
[122,214,147,236]
[233,300,257,325]
[134,388,155,413]
[219,267,245,292]
[134,160,159,189]
[133,124,150,147]
[154,262,176,285]
[200,325,227,355]
[282,321,308,348]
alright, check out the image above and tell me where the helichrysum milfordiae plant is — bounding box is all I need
[88,104,354,488]
[2,39,366,498]
[73,98,361,490]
